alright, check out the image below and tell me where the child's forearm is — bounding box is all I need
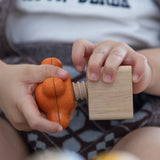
[138,48,160,96]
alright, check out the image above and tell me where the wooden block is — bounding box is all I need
[87,66,133,120]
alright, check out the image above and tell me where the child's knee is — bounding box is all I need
[112,127,160,160]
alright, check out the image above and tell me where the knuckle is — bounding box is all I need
[94,47,107,56]
[41,65,55,75]
[103,40,113,44]
[112,49,123,59]
[104,63,116,72]
[88,59,101,69]
[117,42,127,47]
[75,38,85,45]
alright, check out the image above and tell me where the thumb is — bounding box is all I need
[24,64,69,83]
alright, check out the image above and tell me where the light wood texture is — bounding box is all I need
[87,66,133,120]
[72,81,87,100]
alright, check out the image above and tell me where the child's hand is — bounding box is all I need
[0,61,68,133]
[72,39,152,94]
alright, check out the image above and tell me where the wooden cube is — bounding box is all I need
[87,66,133,120]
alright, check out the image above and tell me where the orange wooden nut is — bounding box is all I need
[35,58,75,129]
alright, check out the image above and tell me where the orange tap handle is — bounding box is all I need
[35,58,75,129]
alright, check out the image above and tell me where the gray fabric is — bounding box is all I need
[13,42,74,65]
[0,0,17,58]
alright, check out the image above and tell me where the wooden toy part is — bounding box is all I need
[72,66,133,120]
[35,58,75,129]
[72,81,88,100]
[87,66,133,120]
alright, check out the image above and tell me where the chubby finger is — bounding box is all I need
[21,64,68,82]
[133,59,151,94]
[87,41,113,82]
[132,54,147,83]
[102,45,128,83]
[72,39,95,72]
[21,95,63,133]
[123,52,147,83]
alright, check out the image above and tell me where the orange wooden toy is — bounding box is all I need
[35,58,75,129]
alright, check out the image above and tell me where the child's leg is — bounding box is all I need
[112,127,160,160]
[0,117,29,160]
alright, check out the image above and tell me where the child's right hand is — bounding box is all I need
[0,60,68,133]
[72,39,152,94]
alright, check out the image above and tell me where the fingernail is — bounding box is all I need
[133,74,139,82]
[76,65,83,71]
[58,69,68,77]
[104,74,112,83]
[58,125,63,132]
[89,73,98,81]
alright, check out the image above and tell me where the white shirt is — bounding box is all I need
[6,0,160,48]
